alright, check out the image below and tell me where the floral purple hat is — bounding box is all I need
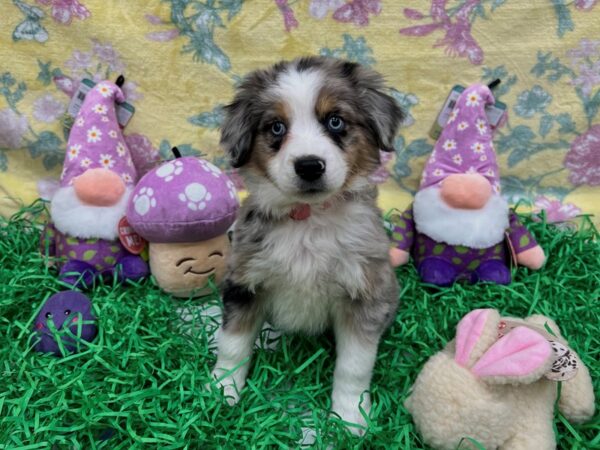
[126,156,239,243]
[61,80,137,187]
[420,84,501,194]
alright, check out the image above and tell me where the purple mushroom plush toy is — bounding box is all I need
[34,291,97,355]
[126,154,239,297]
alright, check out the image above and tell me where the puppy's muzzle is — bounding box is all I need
[294,157,326,182]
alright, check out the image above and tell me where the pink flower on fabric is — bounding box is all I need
[309,0,345,19]
[32,94,65,123]
[567,39,600,96]
[80,157,92,168]
[53,75,78,98]
[146,29,180,42]
[399,0,484,65]
[124,133,162,177]
[145,14,165,25]
[0,109,28,149]
[457,121,469,131]
[567,39,600,60]
[36,0,90,25]
[275,0,299,31]
[92,40,125,73]
[564,124,600,186]
[368,150,393,184]
[65,51,92,75]
[572,62,600,96]
[574,0,598,10]
[534,196,581,223]
[332,0,382,26]
[145,13,180,41]
[403,8,425,20]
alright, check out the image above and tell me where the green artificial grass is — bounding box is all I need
[0,201,599,449]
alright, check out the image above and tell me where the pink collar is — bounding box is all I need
[289,200,333,221]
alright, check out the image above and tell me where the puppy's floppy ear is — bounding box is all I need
[220,97,258,168]
[345,62,404,152]
[220,68,277,168]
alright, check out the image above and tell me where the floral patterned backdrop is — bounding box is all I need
[1,0,599,225]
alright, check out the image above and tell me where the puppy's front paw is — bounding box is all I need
[207,369,243,406]
[331,394,370,436]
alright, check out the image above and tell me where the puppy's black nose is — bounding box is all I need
[294,157,326,182]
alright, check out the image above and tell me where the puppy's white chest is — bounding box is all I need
[250,213,366,333]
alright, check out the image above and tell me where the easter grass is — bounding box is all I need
[0,201,599,449]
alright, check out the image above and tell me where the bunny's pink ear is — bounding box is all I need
[455,309,499,368]
[471,326,553,384]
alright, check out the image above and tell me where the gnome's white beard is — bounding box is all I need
[50,186,133,241]
[413,186,509,249]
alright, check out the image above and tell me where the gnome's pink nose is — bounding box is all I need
[440,174,492,210]
[73,168,125,206]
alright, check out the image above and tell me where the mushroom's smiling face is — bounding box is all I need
[148,234,231,297]
[175,249,223,276]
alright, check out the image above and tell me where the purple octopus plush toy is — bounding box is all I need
[389,84,546,286]
[34,291,97,355]
[39,80,149,288]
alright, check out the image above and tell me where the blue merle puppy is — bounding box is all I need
[209,56,403,434]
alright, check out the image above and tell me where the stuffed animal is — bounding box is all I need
[404,308,595,450]
[34,291,97,355]
[389,84,545,285]
[39,80,149,288]
[126,154,239,297]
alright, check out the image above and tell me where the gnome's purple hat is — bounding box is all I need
[420,84,501,194]
[60,81,137,187]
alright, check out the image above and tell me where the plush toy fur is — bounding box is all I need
[404,309,595,450]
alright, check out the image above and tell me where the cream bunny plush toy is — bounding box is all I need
[404,308,595,450]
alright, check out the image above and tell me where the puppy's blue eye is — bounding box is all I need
[327,115,345,133]
[271,121,286,137]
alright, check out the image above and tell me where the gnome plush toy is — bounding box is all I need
[390,84,545,286]
[40,80,149,287]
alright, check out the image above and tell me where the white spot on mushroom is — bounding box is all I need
[133,187,157,216]
[180,182,210,211]
[200,160,222,178]
[156,160,184,182]
[226,179,238,202]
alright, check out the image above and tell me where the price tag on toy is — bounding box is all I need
[118,216,147,254]
[429,83,507,141]
[67,78,135,127]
